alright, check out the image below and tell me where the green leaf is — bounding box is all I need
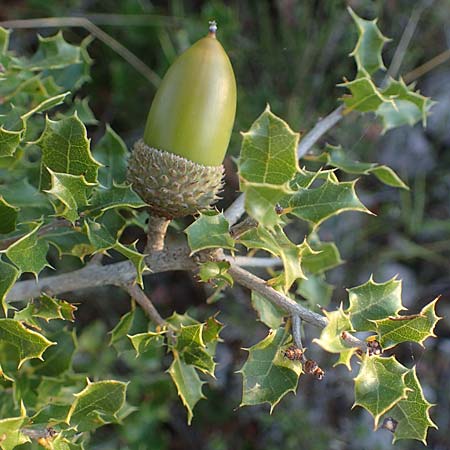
[128,331,165,356]
[93,125,128,188]
[20,92,69,121]
[302,238,343,274]
[0,259,19,315]
[176,324,215,376]
[240,225,309,291]
[66,380,128,432]
[109,310,135,347]
[347,276,405,331]
[0,197,18,234]
[348,7,390,75]
[309,145,408,189]
[386,368,437,444]
[37,114,100,191]
[251,291,284,329]
[185,210,235,254]
[15,294,76,327]
[202,315,223,345]
[18,31,81,71]
[313,306,356,370]
[296,273,333,311]
[168,354,205,425]
[5,222,50,278]
[238,105,299,227]
[114,242,147,287]
[239,327,301,412]
[0,404,29,450]
[286,176,372,230]
[354,355,409,427]
[198,260,233,286]
[45,227,94,260]
[374,297,441,350]
[45,170,96,223]
[0,127,21,158]
[0,319,54,369]
[88,184,146,215]
[0,27,10,54]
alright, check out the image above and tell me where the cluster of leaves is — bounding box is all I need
[0,7,439,449]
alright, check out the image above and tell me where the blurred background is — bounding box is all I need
[1,0,450,449]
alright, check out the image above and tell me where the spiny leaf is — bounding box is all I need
[0,404,29,450]
[348,7,390,75]
[309,144,408,189]
[168,354,205,425]
[66,380,128,432]
[373,297,441,350]
[45,227,94,260]
[0,259,19,315]
[128,331,165,356]
[302,237,343,274]
[5,222,51,278]
[386,368,437,444]
[296,273,334,311]
[240,225,309,291]
[251,290,284,329]
[185,210,235,254]
[238,105,299,227]
[347,276,405,331]
[0,319,54,369]
[88,184,146,215]
[93,125,128,188]
[313,305,356,370]
[286,175,372,230]
[202,316,223,346]
[239,327,301,412]
[198,261,233,286]
[45,170,96,223]
[37,114,100,190]
[0,196,19,234]
[354,355,409,427]
[114,242,147,287]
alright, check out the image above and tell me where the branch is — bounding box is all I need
[226,263,328,329]
[291,314,304,349]
[223,105,345,226]
[146,215,170,253]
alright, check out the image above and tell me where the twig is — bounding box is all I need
[231,256,282,268]
[223,105,345,227]
[146,215,170,253]
[292,314,303,349]
[226,263,328,329]
[123,283,165,327]
[403,48,450,84]
[341,331,366,350]
[0,17,161,87]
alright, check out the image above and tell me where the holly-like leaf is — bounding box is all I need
[88,184,146,215]
[93,125,128,188]
[0,404,29,450]
[176,323,215,376]
[348,7,390,75]
[0,319,54,369]
[198,261,233,286]
[15,294,76,328]
[302,237,343,274]
[373,297,441,350]
[37,114,100,190]
[5,222,50,278]
[0,259,19,315]
[202,315,223,346]
[239,327,301,412]
[45,170,96,223]
[347,276,405,331]
[66,380,128,432]
[185,210,235,254]
[313,306,356,370]
[18,31,81,71]
[286,175,372,230]
[354,355,409,427]
[386,368,437,444]
[114,242,147,287]
[0,196,19,234]
[309,145,408,189]
[168,354,205,425]
[297,274,333,312]
[128,331,165,356]
[238,105,299,227]
[251,291,284,329]
[240,225,309,291]
[45,227,94,260]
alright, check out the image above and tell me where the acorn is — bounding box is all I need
[127,21,237,219]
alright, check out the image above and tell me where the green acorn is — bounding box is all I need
[127,21,237,219]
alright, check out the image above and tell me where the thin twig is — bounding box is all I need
[146,215,170,253]
[231,256,282,268]
[292,314,303,349]
[0,17,161,87]
[403,48,450,84]
[123,283,165,327]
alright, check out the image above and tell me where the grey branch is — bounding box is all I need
[292,314,304,348]
[123,283,166,326]
[223,104,345,226]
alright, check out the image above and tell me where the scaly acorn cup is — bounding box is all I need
[127,21,237,219]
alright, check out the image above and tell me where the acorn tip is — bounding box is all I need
[208,20,217,37]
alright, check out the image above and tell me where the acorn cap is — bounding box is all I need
[127,139,224,219]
